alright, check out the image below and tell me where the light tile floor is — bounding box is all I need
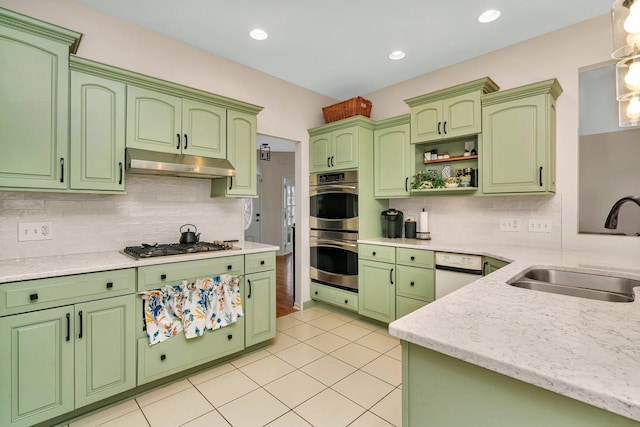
[67,304,402,427]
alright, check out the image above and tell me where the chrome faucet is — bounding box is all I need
[604,195,640,231]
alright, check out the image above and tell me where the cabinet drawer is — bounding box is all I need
[310,282,358,312]
[137,318,244,385]
[245,252,276,274]
[137,256,243,291]
[396,265,435,302]
[396,248,434,269]
[0,269,135,316]
[359,244,395,263]
[396,296,428,319]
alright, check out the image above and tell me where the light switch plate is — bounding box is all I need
[18,222,53,241]
[528,218,552,233]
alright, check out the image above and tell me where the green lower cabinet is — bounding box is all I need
[403,342,640,427]
[245,270,276,347]
[310,281,358,312]
[75,295,136,407]
[358,259,395,323]
[396,296,427,319]
[483,256,509,275]
[0,306,75,427]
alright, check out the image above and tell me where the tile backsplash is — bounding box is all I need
[0,176,242,260]
[390,194,562,248]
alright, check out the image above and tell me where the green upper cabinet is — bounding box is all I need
[211,110,257,197]
[405,77,499,144]
[126,85,226,159]
[309,119,368,173]
[70,69,125,192]
[481,79,562,194]
[0,8,81,190]
[374,115,411,198]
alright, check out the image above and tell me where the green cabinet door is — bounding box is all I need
[374,120,411,198]
[245,270,276,347]
[126,85,182,154]
[481,79,561,194]
[70,72,126,191]
[309,133,332,173]
[443,91,482,139]
[0,25,71,189]
[75,295,136,407]
[358,259,395,323]
[0,306,75,427]
[410,100,442,143]
[331,126,359,170]
[182,99,226,159]
[483,256,509,275]
[212,109,257,197]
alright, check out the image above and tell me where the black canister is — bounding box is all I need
[404,220,417,238]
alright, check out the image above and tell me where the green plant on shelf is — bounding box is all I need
[411,170,446,189]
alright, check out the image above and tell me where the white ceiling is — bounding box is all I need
[74,0,612,100]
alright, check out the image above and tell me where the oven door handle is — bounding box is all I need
[310,185,358,196]
[312,239,358,251]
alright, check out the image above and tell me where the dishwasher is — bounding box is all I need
[435,252,483,299]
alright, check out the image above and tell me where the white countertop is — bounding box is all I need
[0,241,279,284]
[361,238,640,421]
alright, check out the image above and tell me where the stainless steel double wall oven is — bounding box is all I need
[309,170,359,291]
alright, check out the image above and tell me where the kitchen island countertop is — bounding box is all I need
[0,241,278,284]
[360,237,640,422]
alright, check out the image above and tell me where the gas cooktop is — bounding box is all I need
[122,241,238,259]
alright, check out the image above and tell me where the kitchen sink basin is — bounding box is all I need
[509,268,640,302]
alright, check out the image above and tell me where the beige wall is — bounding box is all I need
[365,14,640,254]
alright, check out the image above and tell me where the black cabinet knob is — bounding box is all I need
[411,256,415,261]
[106,282,113,289]
[227,265,232,270]
[410,281,415,286]
[260,260,265,265]
[29,293,38,301]
[344,299,348,304]
[227,334,233,340]
[160,274,167,280]
[160,354,167,361]
[315,291,318,295]
[372,252,376,256]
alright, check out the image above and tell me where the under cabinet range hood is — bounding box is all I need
[125,148,235,179]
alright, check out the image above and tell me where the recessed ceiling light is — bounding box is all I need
[389,50,406,60]
[478,9,501,23]
[249,29,268,41]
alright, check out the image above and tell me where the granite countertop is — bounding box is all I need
[361,238,640,422]
[0,241,279,284]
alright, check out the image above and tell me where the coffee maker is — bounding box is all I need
[381,209,404,238]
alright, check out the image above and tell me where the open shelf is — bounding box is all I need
[410,186,478,194]
[424,155,478,164]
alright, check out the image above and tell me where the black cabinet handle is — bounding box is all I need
[390,268,394,285]
[176,134,181,149]
[539,166,543,187]
[483,261,488,276]
[29,293,38,301]
[106,282,113,289]
[331,156,334,167]
[227,265,232,270]
[327,157,331,167]
[160,274,167,280]
[227,334,233,340]
[160,354,167,361]
[118,162,123,185]
[410,256,415,261]
[405,177,408,192]
[248,279,252,299]
[260,260,265,265]
[229,176,233,190]
[60,158,64,183]
[410,281,415,287]
[184,134,188,149]
[66,313,70,341]
[437,122,441,135]
[78,310,83,339]
[443,121,447,134]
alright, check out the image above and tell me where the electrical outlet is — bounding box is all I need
[528,218,552,233]
[18,222,53,241]
[499,217,522,232]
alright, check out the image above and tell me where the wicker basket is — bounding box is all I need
[322,96,372,123]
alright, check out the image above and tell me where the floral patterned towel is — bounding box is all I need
[140,274,243,345]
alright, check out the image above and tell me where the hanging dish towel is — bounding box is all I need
[207,274,243,330]
[180,278,211,339]
[140,290,183,345]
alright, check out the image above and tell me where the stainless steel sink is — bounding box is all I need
[509,268,640,302]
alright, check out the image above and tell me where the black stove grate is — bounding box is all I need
[123,241,235,259]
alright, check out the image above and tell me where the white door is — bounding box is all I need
[244,176,262,242]
[282,176,295,254]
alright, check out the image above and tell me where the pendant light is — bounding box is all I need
[612,0,640,126]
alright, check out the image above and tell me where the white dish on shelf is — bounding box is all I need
[445,182,459,188]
